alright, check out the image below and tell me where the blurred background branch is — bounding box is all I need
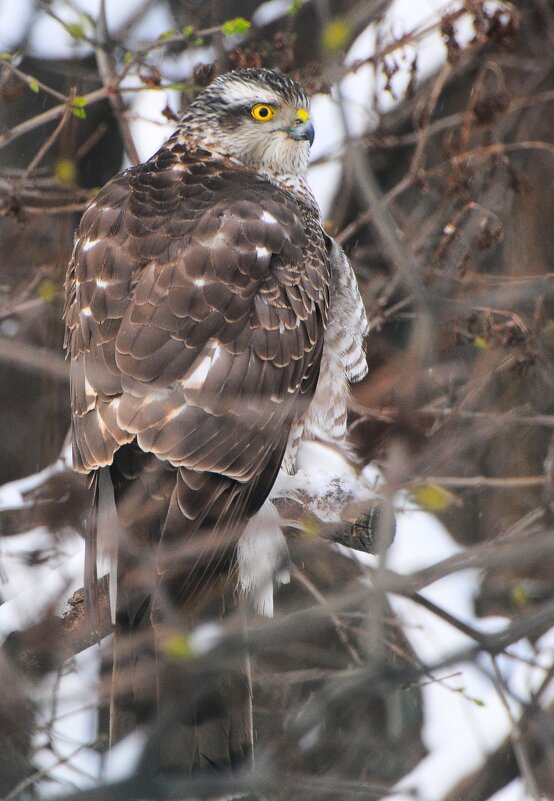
[0,0,553,799]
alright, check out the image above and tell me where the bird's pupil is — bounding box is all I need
[259,107,268,117]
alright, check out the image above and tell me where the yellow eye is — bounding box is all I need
[251,104,276,122]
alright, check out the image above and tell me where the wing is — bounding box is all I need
[301,236,369,442]
[65,149,330,554]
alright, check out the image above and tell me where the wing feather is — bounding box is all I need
[65,148,329,585]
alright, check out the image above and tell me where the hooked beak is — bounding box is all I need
[288,119,315,146]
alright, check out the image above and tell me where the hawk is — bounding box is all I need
[64,68,368,772]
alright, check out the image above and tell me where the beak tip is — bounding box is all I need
[290,120,315,146]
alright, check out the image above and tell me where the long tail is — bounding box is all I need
[96,449,254,776]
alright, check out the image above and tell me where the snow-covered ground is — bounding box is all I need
[0,1,550,798]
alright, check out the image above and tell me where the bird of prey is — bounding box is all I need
[64,68,368,774]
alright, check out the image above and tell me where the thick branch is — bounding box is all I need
[3,579,112,677]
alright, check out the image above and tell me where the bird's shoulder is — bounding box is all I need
[76,145,312,252]
[67,146,330,316]
[66,144,330,353]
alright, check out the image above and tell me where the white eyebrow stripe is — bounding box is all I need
[219,82,281,106]
[256,246,271,259]
[261,210,278,224]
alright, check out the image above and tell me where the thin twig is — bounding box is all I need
[0,59,68,103]
[0,88,108,151]
[372,528,554,595]
[409,474,552,489]
[95,0,140,165]
[292,566,364,666]
[337,139,554,246]
[490,656,542,801]
[16,102,71,188]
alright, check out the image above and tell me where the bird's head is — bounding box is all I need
[180,69,314,178]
